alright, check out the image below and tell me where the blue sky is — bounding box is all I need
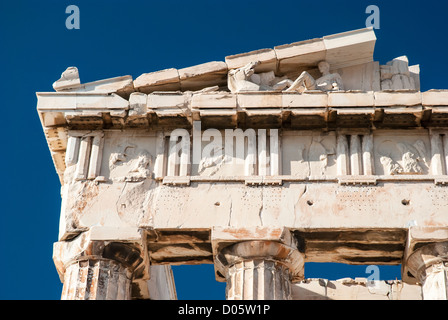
[1,0,447,300]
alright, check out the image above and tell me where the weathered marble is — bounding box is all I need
[406,241,448,300]
[292,278,421,300]
[38,28,448,300]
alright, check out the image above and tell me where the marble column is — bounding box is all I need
[61,259,132,300]
[406,241,448,300]
[54,238,148,300]
[216,241,304,300]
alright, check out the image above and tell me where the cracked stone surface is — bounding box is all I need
[38,27,448,300]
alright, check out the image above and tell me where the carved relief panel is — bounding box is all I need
[281,130,445,178]
[282,131,337,176]
[64,129,448,186]
[65,130,158,184]
[101,131,157,182]
[373,131,430,175]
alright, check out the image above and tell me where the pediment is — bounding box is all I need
[53,27,410,96]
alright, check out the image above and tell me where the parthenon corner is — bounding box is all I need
[38,27,448,300]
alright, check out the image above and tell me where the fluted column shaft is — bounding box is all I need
[226,259,291,300]
[216,240,304,300]
[61,259,132,300]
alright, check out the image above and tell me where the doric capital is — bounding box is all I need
[53,227,150,282]
[215,240,304,282]
[211,227,304,282]
[406,241,448,284]
[402,226,448,284]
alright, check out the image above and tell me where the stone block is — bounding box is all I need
[328,91,374,107]
[147,92,191,126]
[36,92,129,111]
[225,48,277,73]
[179,61,228,91]
[37,93,129,130]
[129,92,148,116]
[127,92,149,127]
[374,92,422,106]
[191,92,238,127]
[282,92,328,108]
[323,27,376,70]
[333,61,381,91]
[148,92,190,111]
[134,68,180,93]
[380,56,410,80]
[191,92,237,109]
[274,38,326,74]
[237,92,282,109]
[59,75,135,98]
[422,90,448,106]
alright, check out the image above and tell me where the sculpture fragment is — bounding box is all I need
[228,60,344,93]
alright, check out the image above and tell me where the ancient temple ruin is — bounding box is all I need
[37,27,448,300]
